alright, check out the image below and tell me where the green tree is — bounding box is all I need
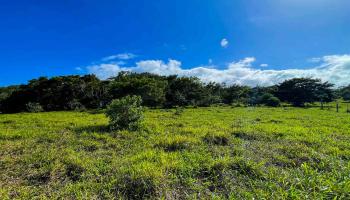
[165,76,206,107]
[339,85,350,101]
[222,84,250,104]
[198,82,223,107]
[108,72,167,107]
[277,78,334,106]
[0,75,106,113]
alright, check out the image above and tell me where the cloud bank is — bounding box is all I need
[87,54,350,87]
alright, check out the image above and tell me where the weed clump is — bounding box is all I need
[64,160,85,182]
[156,135,195,152]
[199,158,231,181]
[203,133,229,146]
[114,163,161,199]
[105,95,143,131]
[174,107,184,116]
[116,174,157,199]
[230,158,265,179]
[80,141,98,152]
[232,131,259,141]
[27,170,51,185]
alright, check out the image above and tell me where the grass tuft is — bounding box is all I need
[203,133,230,146]
[155,135,197,152]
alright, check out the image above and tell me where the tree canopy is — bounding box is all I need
[0,73,341,113]
[339,85,350,101]
[276,78,334,106]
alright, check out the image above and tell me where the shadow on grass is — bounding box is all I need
[73,124,110,134]
[86,109,105,114]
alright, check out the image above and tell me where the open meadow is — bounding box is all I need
[1,106,350,199]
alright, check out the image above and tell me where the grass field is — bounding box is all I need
[1,106,350,199]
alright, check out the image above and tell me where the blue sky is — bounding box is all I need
[1,0,350,86]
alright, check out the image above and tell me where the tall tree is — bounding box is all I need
[108,72,168,107]
[221,84,250,104]
[277,78,334,106]
[165,76,206,107]
[339,85,350,101]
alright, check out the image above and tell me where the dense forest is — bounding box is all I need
[0,72,349,113]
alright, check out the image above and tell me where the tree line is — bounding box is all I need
[0,72,348,113]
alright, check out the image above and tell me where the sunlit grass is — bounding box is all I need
[1,106,350,199]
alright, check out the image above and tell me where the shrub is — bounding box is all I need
[26,102,44,113]
[264,96,281,107]
[260,93,280,107]
[105,95,143,131]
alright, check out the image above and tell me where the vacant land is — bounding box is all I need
[0,107,350,199]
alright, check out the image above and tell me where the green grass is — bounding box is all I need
[1,106,350,199]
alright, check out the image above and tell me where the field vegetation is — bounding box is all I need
[1,73,350,199]
[1,105,350,199]
[0,73,341,114]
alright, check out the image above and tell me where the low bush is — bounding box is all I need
[105,95,143,131]
[260,93,280,107]
[265,96,281,107]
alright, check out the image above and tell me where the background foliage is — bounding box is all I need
[0,72,346,113]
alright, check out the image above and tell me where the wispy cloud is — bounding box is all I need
[102,53,136,61]
[220,38,229,48]
[87,54,350,87]
[260,64,269,67]
[308,57,322,63]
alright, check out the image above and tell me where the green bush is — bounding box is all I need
[265,96,280,107]
[105,95,143,131]
[260,93,280,107]
[26,102,44,113]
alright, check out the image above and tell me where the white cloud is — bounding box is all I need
[102,53,136,61]
[220,38,229,48]
[75,67,83,71]
[109,60,127,66]
[87,54,350,87]
[308,57,322,63]
[87,64,123,80]
[260,64,269,67]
